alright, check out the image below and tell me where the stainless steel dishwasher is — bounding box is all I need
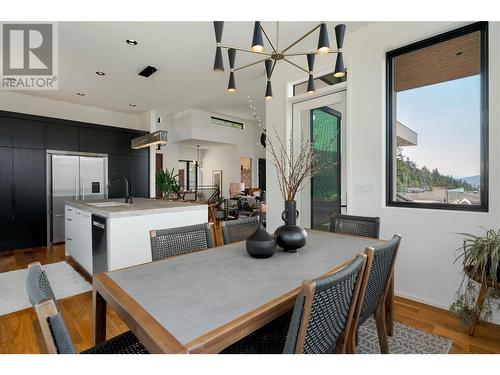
[92,215,108,274]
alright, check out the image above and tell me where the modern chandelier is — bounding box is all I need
[212,21,346,99]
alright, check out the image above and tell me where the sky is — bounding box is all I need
[397,75,481,178]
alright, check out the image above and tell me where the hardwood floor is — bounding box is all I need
[1,244,500,354]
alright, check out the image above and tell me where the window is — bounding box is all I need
[210,116,244,130]
[293,72,347,96]
[386,22,488,211]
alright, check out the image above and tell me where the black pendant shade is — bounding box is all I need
[307,74,315,94]
[265,59,273,79]
[213,46,224,72]
[317,23,330,54]
[214,21,224,43]
[265,80,273,99]
[334,53,345,77]
[251,21,264,52]
[228,72,236,93]
[307,53,315,72]
[335,24,346,49]
[228,48,236,69]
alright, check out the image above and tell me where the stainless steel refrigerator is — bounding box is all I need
[47,151,108,244]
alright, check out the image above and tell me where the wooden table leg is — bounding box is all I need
[385,276,394,336]
[92,288,107,345]
[469,283,488,336]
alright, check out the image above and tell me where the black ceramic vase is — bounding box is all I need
[246,214,276,259]
[274,200,307,253]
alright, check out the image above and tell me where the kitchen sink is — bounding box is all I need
[87,201,132,207]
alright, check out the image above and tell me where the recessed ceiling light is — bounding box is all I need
[126,39,138,46]
[129,104,136,107]
[456,51,463,56]
[76,92,85,96]
[96,71,106,76]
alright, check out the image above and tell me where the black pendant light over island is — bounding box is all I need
[211,21,346,98]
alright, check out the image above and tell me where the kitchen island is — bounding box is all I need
[64,198,208,275]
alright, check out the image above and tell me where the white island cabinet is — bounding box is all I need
[64,198,208,275]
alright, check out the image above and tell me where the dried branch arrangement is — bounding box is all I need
[264,124,334,201]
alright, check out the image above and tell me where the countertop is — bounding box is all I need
[66,198,207,218]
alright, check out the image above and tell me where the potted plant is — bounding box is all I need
[156,168,180,200]
[215,196,225,220]
[450,228,500,327]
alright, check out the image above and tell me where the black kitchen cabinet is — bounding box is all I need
[79,126,115,154]
[113,130,148,157]
[11,118,45,149]
[12,148,46,248]
[46,122,79,151]
[108,155,133,198]
[0,147,14,250]
[0,117,14,147]
[132,156,149,198]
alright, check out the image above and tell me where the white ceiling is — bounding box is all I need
[18,21,371,121]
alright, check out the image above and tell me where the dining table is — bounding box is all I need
[92,229,392,353]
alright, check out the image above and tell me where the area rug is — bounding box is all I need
[0,261,92,316]
[358,317,452,354]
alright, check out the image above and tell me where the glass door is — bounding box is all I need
[310,107,341,230]
[292,90,347,230]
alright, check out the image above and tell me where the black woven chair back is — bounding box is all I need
[330,214,380,239]
[26,263,58,308]
[358,235,401,325]
[284,255,365,354]
[150,223,214,261]
[221,216,259,244]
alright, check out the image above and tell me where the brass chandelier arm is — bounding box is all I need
[281,22,323,54]
[260,25,277,52]
[234,57,270,72]
[283,58,309,74]
[284,49,342,57]
[219,44,272,56]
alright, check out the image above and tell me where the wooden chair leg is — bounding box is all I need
[469,283,489,336]
[346,325,358,354]
[375,306,389,354]
[385,277,394,336]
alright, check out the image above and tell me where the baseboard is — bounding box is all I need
[395,291,500,326]
[65,255,92,284]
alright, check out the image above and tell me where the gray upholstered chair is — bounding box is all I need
[330,214,381,239]
[351,234,402,354]
[150,223,214,261]
[221,216,259,245]
[222,254,368,354]
[26,262,148,354]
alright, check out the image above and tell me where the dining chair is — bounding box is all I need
[150,223,214,261]
[222,254,368,354]
[350,234,402,354]
[330,214,381,239]
[221,216,259,244]
[26,262,148,354]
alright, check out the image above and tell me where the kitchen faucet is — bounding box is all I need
[108,175,133,203]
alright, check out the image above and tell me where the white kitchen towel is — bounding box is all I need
[0,261,91,316]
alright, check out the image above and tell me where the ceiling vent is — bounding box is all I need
[138,66,158,78]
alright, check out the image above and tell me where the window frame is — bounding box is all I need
[385,21,489,212]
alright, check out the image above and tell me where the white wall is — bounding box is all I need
[266,22,500,322]
[0,91,146,130]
